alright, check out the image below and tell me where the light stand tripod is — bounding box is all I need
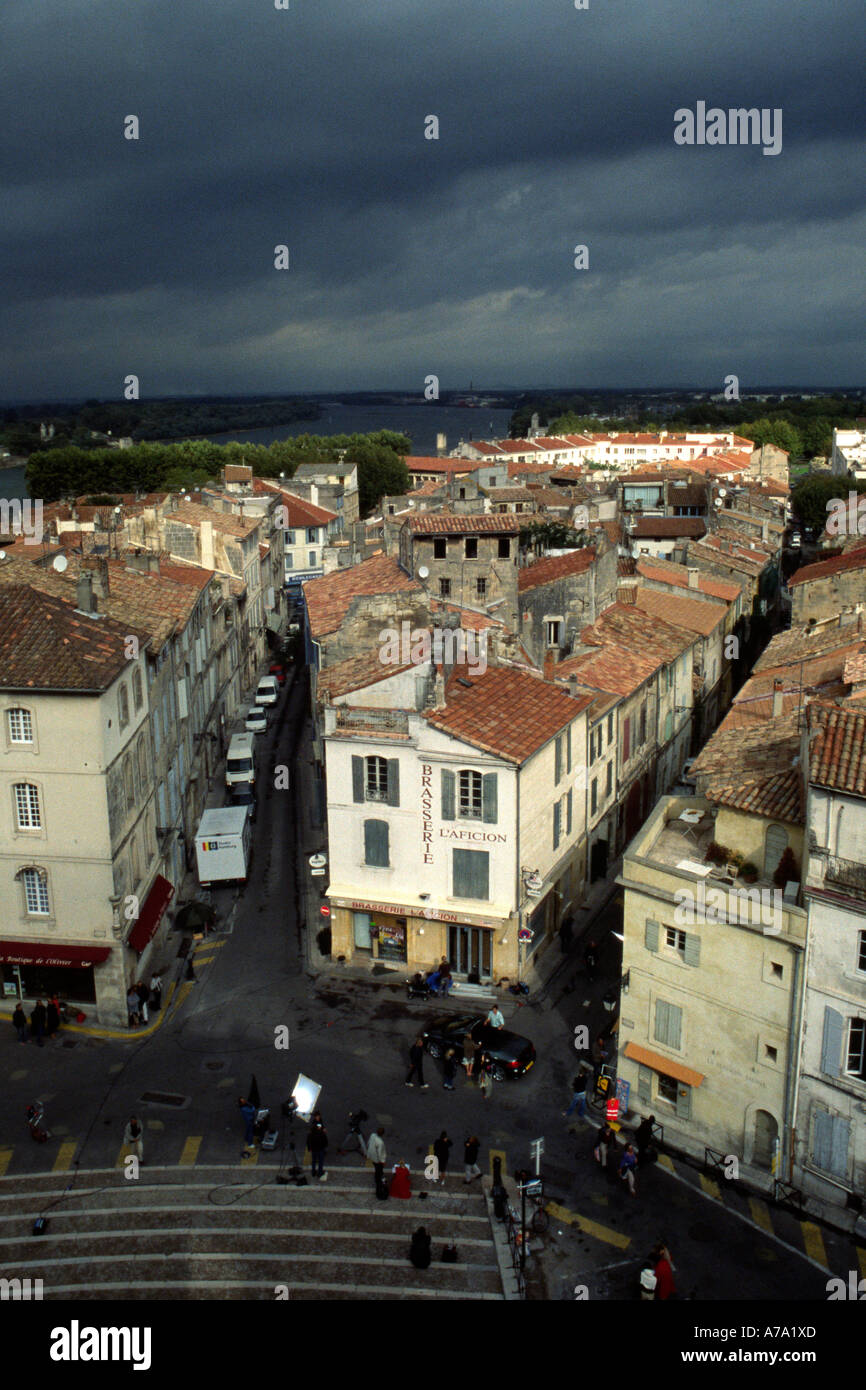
[275,1096,303,1184]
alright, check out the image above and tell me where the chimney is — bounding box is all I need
[772,678,784,717]
[544,649,558,679]
[761,520,769,543]
[433,665,446,709]
[82,555,110,598]
[687,566,699,589]
[200,519,215,570]
[75,570,96,615]
[568,674,579,699]
[310,484,318,508]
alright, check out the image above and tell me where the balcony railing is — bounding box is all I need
[824,855,866,901]
[334,707,409,735]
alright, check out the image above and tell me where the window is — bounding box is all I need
[20,867,49,915]
[308,551,317,567]
[639,704,647,746]
[765,1045,778,1063]
[553,799,561,850]
[14,783,41,830]
[465,538,477,559]
[433,538,447,559]
[606,761,613,797]
[285,553,294,569]
[364,819,390,868]
[453,848,489,899]
[439,578,451,598]
[665,926,686,955]
[475,577,487,600]
[567,788,573,835]
[306,527,318,544]
[859,931,866,974]
[366,756,389,802]
[847,1018,866,1081]
[7,708,33,743]
[555,735,563,783]
[118,684,130,729]
[653,998,682,1050]
[546,619,561,647]
[607,712,614,744]
[132,668,143,712]
[352,755,399,807]
[458,489,465,500]
[459,770,483,819]
[591,778,598,815]
[657,1073,678,1105]
[622,717,631,763]
[498,538,510,559]
[771,961,783,979]
[663,711,673,742]
[489,476,497,487]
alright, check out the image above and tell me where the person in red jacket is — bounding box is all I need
[652,1242,676,1300]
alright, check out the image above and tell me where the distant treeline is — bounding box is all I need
[24,432,411,516]
[508,393,866,462]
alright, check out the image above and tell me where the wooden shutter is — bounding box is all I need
[821,1006,844,1077]
[637,1065,652,1103]
[567,789,573,836]
[675,1083,691,1120]
[453,848,489,900]
[482,773,498,824]
[351,756,364,803]
[553,800,561,850]
[441,769,455,820]
[654,999,682,1049]
[683,932,701,967]
[566,725,572,773]
[645,919,659,952]
[364,819,389,867]
[830,1116,851,1179]
[386,758,400,807]
[623,716,631,763]
[763,823,788,880]
[812,1109,833,1170]
[555,736,562,783]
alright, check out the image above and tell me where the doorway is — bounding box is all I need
[448,925,492,980]
[753,1109,778,1170]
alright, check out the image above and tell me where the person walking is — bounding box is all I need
[433,1131,452,1185]
[463,1029,479,1082]
[635,1115,656,1165]
[46,996,61,1040]
[443,1047,458,1090]
[239,1096,257,1155]
[652,1242,676,1299]
[563,1072,588,1119]
[409,1226,432,1269]
[405,1036,429,1089]
[367,1126,387,1197]
[618,1142,638,1197]
[308,1114,328,1181]
[123,1115,144,1164]
[463,1135,482,1183]
[30,999,46,1047]
[594,1122,616,1170]
[485,1005,504,1030]
[478,1053,493,1101]
[583,940,598,982]
[126,988,140,1028]
[149,973,163,1012]
[136,981,149,1025]
[12,1003,28,1044]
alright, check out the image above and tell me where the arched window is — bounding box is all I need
[16,865,49,915]
[118,684,130,729]
[763,823,788,881]
[132,668,144,712]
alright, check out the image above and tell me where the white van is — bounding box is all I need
[225,731,256,788]
[255,675,280,706]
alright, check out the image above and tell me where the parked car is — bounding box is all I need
[245,705,268,734]
[255,675,280,706]
[227,784,257,824]
[268,663,287,686]
[789,531,801,548]
[420,1013,536,1081]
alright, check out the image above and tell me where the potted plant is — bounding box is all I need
[773,847,799,889]
[726,849,745,876]
[740,861,759,883]
[705,841,728,865]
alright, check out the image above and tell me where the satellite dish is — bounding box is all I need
[717,487,727,497]
[53,554,69,573]
[418,565,430,580]
[0,550,5,561]
[714,498,723,507]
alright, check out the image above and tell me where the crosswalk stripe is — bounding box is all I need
[749,1198,774,1234]
[0,1151,11,1178]
[546,1199,630,1249]
[53,1142,77,1172]
[656,1152,675,1172]
[801,1221,828,1268]
[700,1174,722,1201]
[179,1137,202,1167]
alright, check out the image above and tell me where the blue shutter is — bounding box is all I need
[683,932,701,967]
[668,1003,682,1050]
[441,769,455,820]
[821,1006,844,1077]
[566,725,572,773]
[812,1109,834,1170]
[637,1065,652,1102]
[830,1116,850,1179]
[453,848,489,900]
[482,773,498,824]
[386,758,400,807]
[645,919,659,952]
[675,1083,691,1120]
[553,800,561,850]
[352,756,364,803]
[567,789,573,836]
[555,737,562,783]
[364,819,389,867]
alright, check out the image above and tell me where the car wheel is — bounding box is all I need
[426,1041,442,1059]
[492,1063,507,1082]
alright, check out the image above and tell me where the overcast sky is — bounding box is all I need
[1,0,864,400]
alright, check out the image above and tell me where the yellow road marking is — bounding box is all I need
[489,1147,506,1180]
[179,1137,201,1167]
[0,1150,11,1177]
[53,1142,77,1172]
[240,1146,259,1164]
[546,1200,630,1250]
[856,1247,866,1281]
[700,1174,722,1201]
[749,1198,774,1234]
[656,1152,675,1173]
[801,1221,828,1268]
[194,938,227,952]
[193,954,216,965]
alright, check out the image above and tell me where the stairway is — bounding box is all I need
[0,1164,504,1300]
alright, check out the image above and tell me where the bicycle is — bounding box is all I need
[515,1172,549,1233]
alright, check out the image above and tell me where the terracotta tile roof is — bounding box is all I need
[317,649,417,701]
[688,537,766,575]
[169,500,261,538]
[406,456,475,473]
[428,600,503,631]
[618,556,637,577]
[495,440,545,455]
[531,437,577,451]
[517,547,595,592]
[690,713,804,822]
[407,479,446,498]
[224,464,253,483]
[556,644,660,698]
[483,487,536,502]
[302,553,421,638]
[636,558,742,601]
[842,651,866,685]
[425,665,592,764]
[593,520,624,545]
[461,442,506,457]
[631,585,726,637]
[562,434,597,448]
[522,486,574,508]
[253,480,337,526]
[507,460,558,478]
[788,547,866,586]
[753,620,866,673]
[0,584,146,692]
[740,478,790,498]
[406,512,522,534]
[579,602,694,664]
[632,516,707,539]
[807,703,866,795]
[620,469,690,484]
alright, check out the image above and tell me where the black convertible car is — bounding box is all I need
[420,1013,536,1081]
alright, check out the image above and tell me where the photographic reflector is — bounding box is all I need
[291,1073,321,1121]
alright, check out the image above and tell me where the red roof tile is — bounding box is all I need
[406,513,522,534]
[518,547,595,592]
[425,666,592,764]
[303,553,422,638]
[808,703,866,795]
[788,548,866,586]
[0,584,146,691]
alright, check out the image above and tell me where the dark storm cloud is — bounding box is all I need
[0,0,864,397]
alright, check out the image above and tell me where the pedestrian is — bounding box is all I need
[185,955,197,983]
[425,969,441,994]
[583,940,598,982]
[409,1226,432,1269]
[619,1142,638,1197]
[652,1242,676,1299]
[136,980,149,1025]
[463,1134,482,1183]
[338,1108,368,1157]
[149,973,163,1011]
[126,988,140,1028]
[239,1096,257,1154]
[463,1029,479,1082]
[594,1122,616,1169]
[405,1035,429,1089]
[562,1072,588,1119]
[308,1114,328,1181]
[30,999,46,1047]
[635,1114,656,1165]
[46,995,61,1039]
[12,1003,28,1044]
[478,1053,493,1101]
[559,916,574,954]
[390,1162,412,1199]
[123,1115,144,1163]
[433,1130,452,1185]
[438,957,453,997]
[367,1126,387,1196]
[591,1033,608,1089]
[443,1047,458,1090]
[485,1004,504,1030]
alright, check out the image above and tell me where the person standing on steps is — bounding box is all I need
[433,1130,452,1185]
[405,1035,429,1089]
[308,1113,328,1181]
[124,1115,144,1164]
[463,1135,482,1183]
[367,1127,387,1197]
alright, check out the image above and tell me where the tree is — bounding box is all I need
[791,475,866,532]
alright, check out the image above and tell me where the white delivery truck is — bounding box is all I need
[226,731,256,788]
[194,806,252,887]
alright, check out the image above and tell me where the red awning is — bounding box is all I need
[128,874,175,953]
[0,941,111,969]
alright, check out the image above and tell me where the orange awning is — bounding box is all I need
[624,1042,705,1088]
